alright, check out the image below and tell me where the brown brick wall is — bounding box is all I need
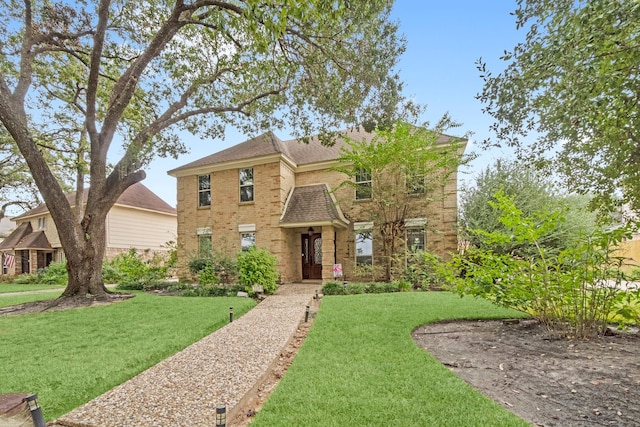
[175,158,460,282]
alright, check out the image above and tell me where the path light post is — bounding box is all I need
[305,305,310,322]
[229,307,233,323]
[24,394,45,427]
[215,405,226,427]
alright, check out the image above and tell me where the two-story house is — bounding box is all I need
[168,128,465,283]
[0,183,177,276]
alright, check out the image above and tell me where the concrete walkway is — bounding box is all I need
[51,283,320,427]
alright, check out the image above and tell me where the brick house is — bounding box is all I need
[168,128,465,283]
[0,183,176,276]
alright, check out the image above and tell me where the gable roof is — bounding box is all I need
[0,222,32,250]
[12,183,176,221]
[280,184,348,228]
[168,127,464,177]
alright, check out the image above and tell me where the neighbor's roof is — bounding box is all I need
[280,184,348,228]
[0,222,52,251]
[167,127,464,176]
[12,183,176,221]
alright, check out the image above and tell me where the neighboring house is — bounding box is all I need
[168,129,465,283]
[0,183,176,276]
[0,217,14,243]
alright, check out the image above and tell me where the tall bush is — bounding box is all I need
[104,249,168,290]
[447,190,639,337]
[237,247,279,294]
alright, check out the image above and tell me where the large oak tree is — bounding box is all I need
[0,0,406,299]
[477,0,640,216]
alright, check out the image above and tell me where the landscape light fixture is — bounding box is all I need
[229,306,233,323]
[215,405,227,427]
[24,394,45,427]
[305,305,310,323]
[307,226,314,236]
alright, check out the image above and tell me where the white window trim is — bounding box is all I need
[238,224,256,232]
[405,218,426,227]
[196,227,212,235]
[354,221,373,231]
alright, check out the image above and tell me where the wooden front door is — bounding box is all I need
[301,233,322,279]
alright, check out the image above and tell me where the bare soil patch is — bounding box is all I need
[0,293,133,316]
[413,319,640,427]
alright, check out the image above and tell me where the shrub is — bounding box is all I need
[392,279,412,292]
[189,253,237,285]
[321,281,346,295]
[446,190,640,337]
[105,249,168,290]
[237,247,279,294]
[37,261,68,285]
[400,251,446,290]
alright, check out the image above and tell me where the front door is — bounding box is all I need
[301,233,322,279]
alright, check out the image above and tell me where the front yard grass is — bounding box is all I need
[0,292,61,308]
[0,283,64,294]
[252,292,530,427]
[0,292,256,421]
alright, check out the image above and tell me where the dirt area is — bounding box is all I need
[413,319,640,427]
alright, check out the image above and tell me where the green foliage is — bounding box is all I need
[460,159,597,257]
[400,251,447,290]
[321,281,347,295]
[188,253,237,285]
[0,0,408,299]
[477,1,640,215]
[237,247,279,294]
[182,284,246,298]
[334,120,468,280]
[447,191,640,337]
[104,249,168,290]
[321,281,409,295]
[37,261,68,285]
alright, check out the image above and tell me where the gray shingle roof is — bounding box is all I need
[0,222,52,251]
[168,127,463,176]
[168,128,377,175]
[280,184,348,227]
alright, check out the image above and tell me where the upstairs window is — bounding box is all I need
[355,168,372,200]
[198,175,211,207]
[239,168,254,202]
[37,217,46,230]
[407,172,426,195]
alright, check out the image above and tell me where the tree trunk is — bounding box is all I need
[58,204,111,299]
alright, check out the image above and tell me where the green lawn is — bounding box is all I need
[0,292,60,308]
[0,292,256,421]
[252,292,530,427]
[0,283,64,293]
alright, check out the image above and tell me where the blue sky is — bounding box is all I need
[146,1,526,207]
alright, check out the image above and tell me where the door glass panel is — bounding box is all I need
[303,238,309,264]
[314,237,322,264]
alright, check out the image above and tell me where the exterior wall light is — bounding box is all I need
[307,226,314,236]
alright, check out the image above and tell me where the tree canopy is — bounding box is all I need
[460,158,597,257]
[334,120,468,280]
[0,0,408,297]
[477,0,640,215]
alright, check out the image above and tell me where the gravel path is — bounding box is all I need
[53,284,320,427]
